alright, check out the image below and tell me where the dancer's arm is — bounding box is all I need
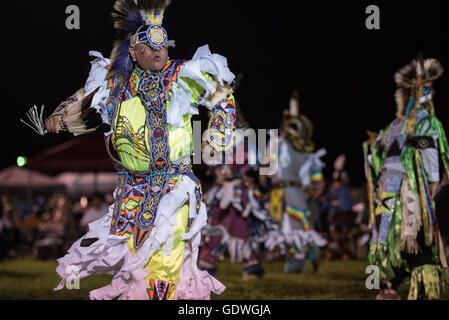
[44,51,112,136]
[176,45,236,152]
[45,89,85,133]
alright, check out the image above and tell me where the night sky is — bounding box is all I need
[3,0,449,186]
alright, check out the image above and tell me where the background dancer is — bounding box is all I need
[364,56,449,300]
[267,91,327,273]
[199,105,275,280]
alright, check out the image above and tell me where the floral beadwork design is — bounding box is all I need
[114,115,149,163]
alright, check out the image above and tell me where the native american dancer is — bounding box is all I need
[363,57,449,300]
[267,91,327,273]
[323,155,367,260]
[322,155,354,229]
[22,0,237,300]
[198,105,276,280]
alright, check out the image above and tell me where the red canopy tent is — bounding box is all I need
[28,133,114,175]
[0,166,64,189]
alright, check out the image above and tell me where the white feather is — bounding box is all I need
[20,105,48,136]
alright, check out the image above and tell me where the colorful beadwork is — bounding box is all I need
[108,59,217,248]
[137,87,171,233]
[115,196,139,237]
[147,25,168,47]
[147,279,174,300]
[130,25,168,49]
[53,94,80,115]
[207,103,235,151]
[138,71,166,111]
[106,95,119,125]
[195,184,202,212]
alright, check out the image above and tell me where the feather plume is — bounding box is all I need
[334,154,346,172]
[395,58,443,87]
[394,57,443,118]
[289,90,300,117]
[20,105,48,136]
[109,39,134,88]
[21,89,109,136]
[230,74,249,130]
[61,88,110,136]
[364,130,378,146]
[233,73,244,91]
[108,0,172,86]
[333,154,347,181]
[298,114,314,149]
[281,90,314,152]
[207,79,234,109]
[235,104,249,130]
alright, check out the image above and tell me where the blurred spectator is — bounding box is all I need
[0,198,19,260]
[324,189,371,260]
[79,193,108,234]
[2,194,19,224]
[1,191,114,260]
[322,180,354,229]
[321,155,370,260]
[34,194,73,259]
[104,193,114,206]
[14,202,42,256]
[60,196,77,250]
[322,155,354,232]
[326,210,357,260]
[350,202,371,259]
[0,199,9,260]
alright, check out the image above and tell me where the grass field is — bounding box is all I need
[0,257,447,300]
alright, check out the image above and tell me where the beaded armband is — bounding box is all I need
[206,98,236,152]
[51,88,85,117]
[45,88,86,131]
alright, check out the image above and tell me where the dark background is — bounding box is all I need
[2,0,449,186]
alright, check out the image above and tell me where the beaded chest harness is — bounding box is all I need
[107,61,201,249]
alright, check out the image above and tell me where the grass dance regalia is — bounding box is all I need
[198,165,272,280]
[25,0,237,300]
[198,108,277,279]
[363,57,449,300]
[267,91,327,273]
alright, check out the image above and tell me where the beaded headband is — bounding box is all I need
[130,24,175,50]
[129,9,175,50]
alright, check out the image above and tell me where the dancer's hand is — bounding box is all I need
[45,115,62,134]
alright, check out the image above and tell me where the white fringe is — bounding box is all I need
[20,105,48,136]
[399,179,422,254]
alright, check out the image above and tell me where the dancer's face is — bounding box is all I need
[129,44,168,72]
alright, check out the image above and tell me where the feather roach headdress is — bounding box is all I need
[281,90,314,152]
[394,55,444,118]
[108,0,174,87]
